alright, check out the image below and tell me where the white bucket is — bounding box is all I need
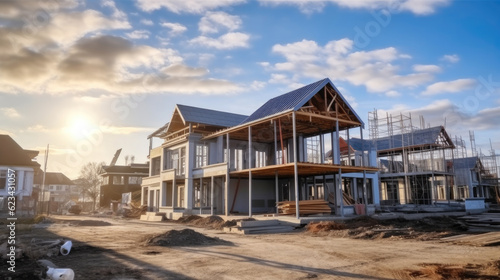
[60,240,72,256]
[47,267,75,280]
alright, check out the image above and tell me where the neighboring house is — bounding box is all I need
[364,126,456,206]
[33,171,78,213]
[0,135,40,214]
[451,156,497,201]
[142,78,378,218]
[100,163,149,207]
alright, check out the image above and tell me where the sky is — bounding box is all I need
[1,0,499,179]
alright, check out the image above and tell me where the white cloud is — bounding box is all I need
[126,30,151,39]
[141,19,154,25]
[199,11,242,34]
[422,78,476,96]
[250,80,266,90]
[413,64,441,73]
[26,124,50,133]
[385,90,400,97]
[161,22,188,36]
[190,32,250,49]
[258,0,451,15]
[135,0,246,14]
[441,54,460,63]
[1,107,21,118]
[162,64,208,77]
[270,38,435,93]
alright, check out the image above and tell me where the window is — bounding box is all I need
[234,148,243,170]
[56,185,62,191]
[0,170,6,190]
[113,176,124,185]
[165,147,186,175]
[195,144,208,168]
[129,176,142,184]
[102,176,109,185]
[151,157,161,176]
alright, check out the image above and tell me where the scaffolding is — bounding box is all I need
[368,109,455,207]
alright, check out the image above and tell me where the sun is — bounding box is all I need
[65,115,93,139]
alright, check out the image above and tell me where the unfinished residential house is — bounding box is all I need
[367,111,456,207]
[141,78,378,219]
[451,134,500,202]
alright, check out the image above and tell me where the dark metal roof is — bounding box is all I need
[177,104,248,127]
[240,78,363,126]
[452,157,480,170]
[0,135,40,167]
[102,164,149,175]
[372,126,452,151]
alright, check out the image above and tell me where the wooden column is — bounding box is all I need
[225,133,230,216]
[211,176,214,216]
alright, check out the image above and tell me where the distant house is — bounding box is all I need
[33,171,78,213]
[451,156,497,200]
[142,78,377,218]
[100,163,149,207]
[0,135,40,214]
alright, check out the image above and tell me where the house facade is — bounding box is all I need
[100,163,149,207]
[33,171,78,213]
[0,135,40,215]
[141,78,378,218]
[451,156,497,201]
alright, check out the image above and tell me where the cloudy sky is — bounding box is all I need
[1,0,499,178]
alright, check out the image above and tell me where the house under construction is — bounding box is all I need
[141,78,378,219]
[367,111,456,206]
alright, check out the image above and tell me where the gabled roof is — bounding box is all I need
[241,78,363,126]
[373,126,454,153]
[453,157,481,170]
[34,172,73,185]
[149,105,248,139]
[177,104,248,127]
[0,135,40,167]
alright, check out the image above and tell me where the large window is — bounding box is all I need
[255,150,266,168]
[129,176,142,184]
[165,147,186,175]
[113,176,124,185]
[195,144,208,168]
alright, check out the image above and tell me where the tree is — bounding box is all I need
[78,162,105,211]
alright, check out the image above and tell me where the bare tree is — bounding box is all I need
[78,162,105,211]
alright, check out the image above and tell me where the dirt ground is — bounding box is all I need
[1,214,500,280]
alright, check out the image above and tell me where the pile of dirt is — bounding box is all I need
[175,215,250,230]
[306,216,468,240]
[68,220,112,227]
[398,261,500,279]
[144,229,231,247]
[306,221,346,233]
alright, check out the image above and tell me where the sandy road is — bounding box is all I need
[11,215,500,279]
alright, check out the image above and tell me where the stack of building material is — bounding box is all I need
[441,232,500,246]
[277,200,331,215]
[458,213,500,232]
[223,220,295,234]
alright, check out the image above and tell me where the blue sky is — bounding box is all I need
[1,0,499,178]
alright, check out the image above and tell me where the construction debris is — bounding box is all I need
[277,200,331,216]
[223,219,296,234]
[458,213,500,232]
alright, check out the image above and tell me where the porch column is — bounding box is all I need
[360,127,368,215]
[200,177,203,215]
[225,133,230,216]
[347,128,351,165]
[172,178,176,208]
[274,120,278,165]
[293,112,300,218]
[248,126,252,217]
[211,176,214,216]
[275,171,279,214]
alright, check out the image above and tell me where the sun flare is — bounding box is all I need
[66,115,93,139]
